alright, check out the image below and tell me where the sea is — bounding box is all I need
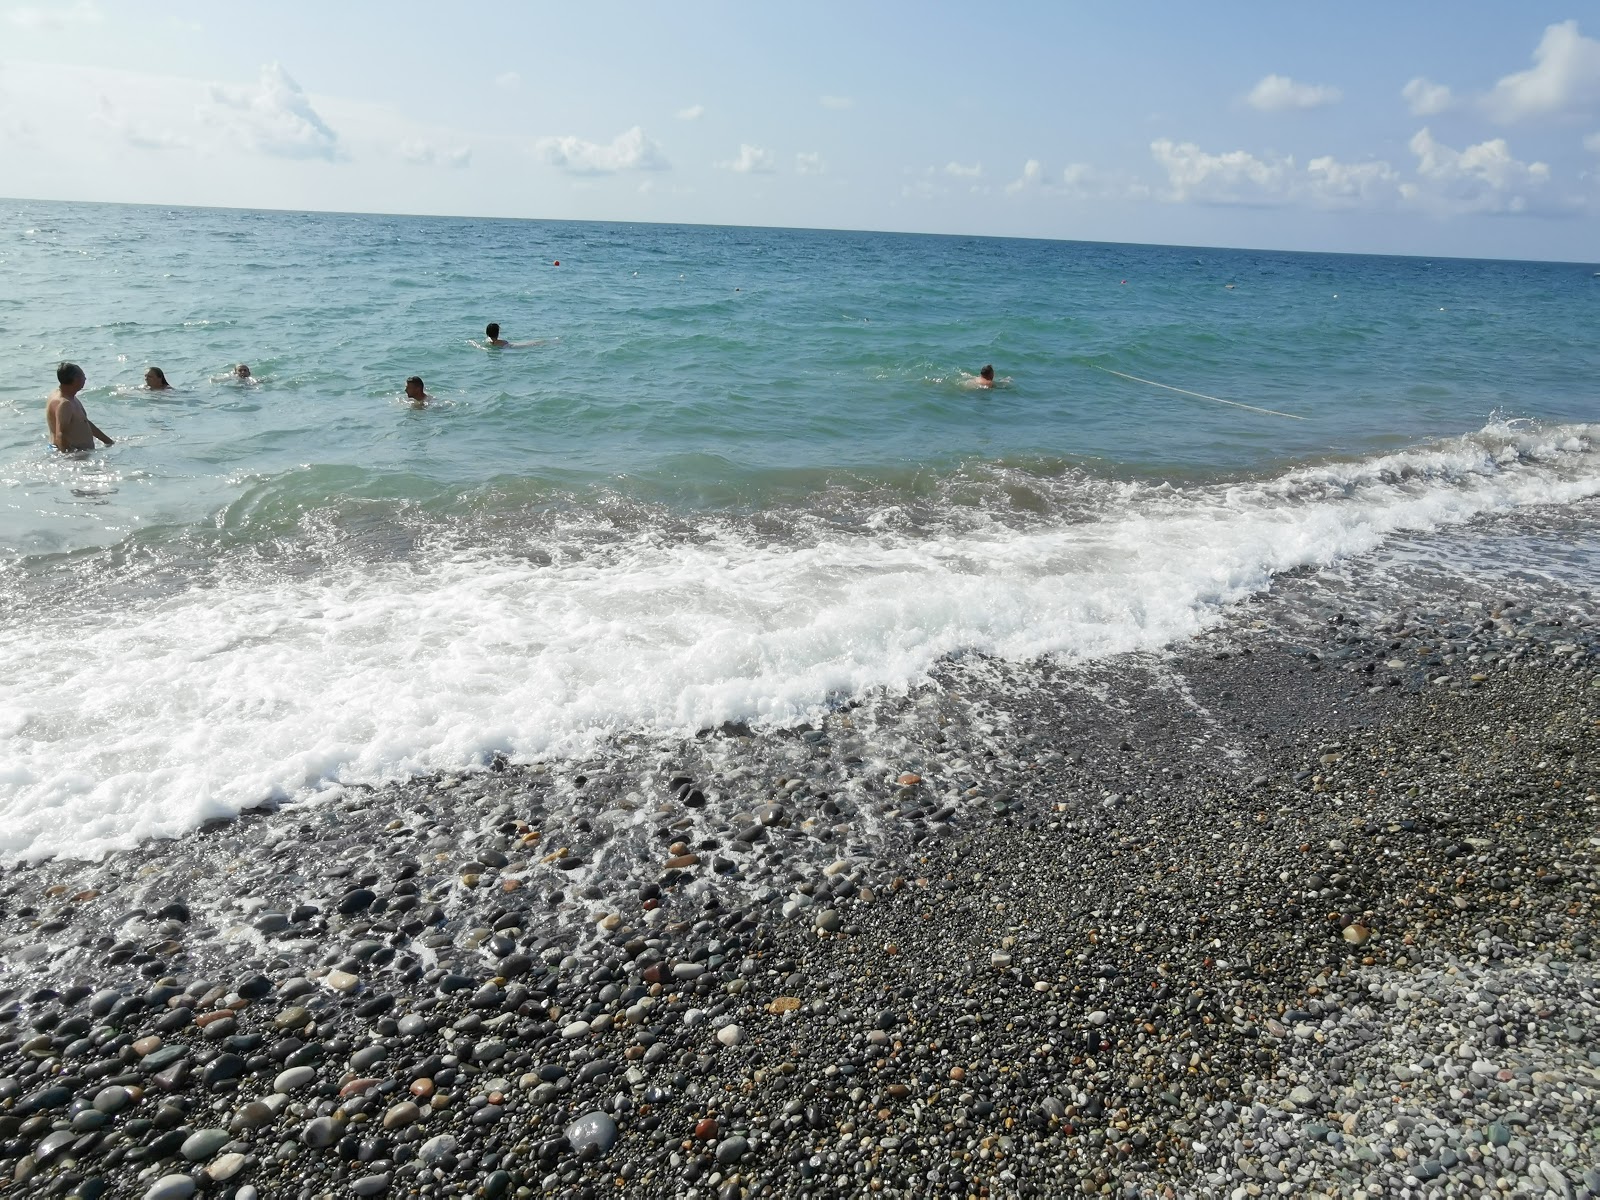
[2,199,1596,864]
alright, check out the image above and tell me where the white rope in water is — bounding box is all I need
[1093,365,1306,421]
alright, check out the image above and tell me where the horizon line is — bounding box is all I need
[3,193,1594,270]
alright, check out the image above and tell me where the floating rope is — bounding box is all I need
[1093,365,1306,421]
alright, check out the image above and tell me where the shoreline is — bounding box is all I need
[1,570,1596,1198]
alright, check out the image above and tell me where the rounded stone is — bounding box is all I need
[565,1110,618,1154]
[206,1152,248,1182]
[716,1024,745,1048]
[230,1101,274,1132]
[274,1065,317,1092]
[382,1101,420,1130]
[302,1115,341,1148]
[418,1134,457,1164]
[715,1135,750,1165]
[142,1177,197,1200]
[92,1085,133,1115]
[180,1128,231,1162]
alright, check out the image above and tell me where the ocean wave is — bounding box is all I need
[0,420,1594,863]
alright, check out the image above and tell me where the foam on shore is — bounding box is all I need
[0,420,1594,863]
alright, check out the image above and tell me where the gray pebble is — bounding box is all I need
[565,1110,618,1154]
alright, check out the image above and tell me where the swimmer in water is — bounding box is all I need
[46,362,114,452]
[484,323,510,348]
[962,364,999,389]
[234,363,253,381]
[404,375,431,408]
[144,366,172,391]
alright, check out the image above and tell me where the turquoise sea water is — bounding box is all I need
[2,199,1597,860]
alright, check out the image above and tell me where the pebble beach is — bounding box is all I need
[3,526,1596,1200]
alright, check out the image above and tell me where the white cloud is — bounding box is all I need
[1004,159,1043,194]
[94,94,189,151]
[207,63,341,161]
[795,151,824,175]
[676,104,704,121]
[1587,131,1600,153]
[1401,77,1455,117]
[536,125,668,174]
[5,1,100,29]
[1246,74,1342,112]
[1151,138,1291,204]
[1402,127,1551,213]
[1150,138,1400,209]
[399,139,471,169]
[1304,156,1399,207]
[944,161,982,178]
[820,95,854,110]
[1484,20,1600,122]
[494,72,521,92]
[719,143,775,173]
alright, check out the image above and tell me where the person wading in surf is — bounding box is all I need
[46,362,114,452]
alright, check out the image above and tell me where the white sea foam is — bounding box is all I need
[1,421,1595,862]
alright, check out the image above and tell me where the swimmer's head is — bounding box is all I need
[57,361,85,387]
[145,367,169,389]
[405,376,426,401]
[235,364,251,379]
[980,364,994,382]
[485,323,500,340]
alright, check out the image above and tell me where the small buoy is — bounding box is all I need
[553,260,560,266]
[1121,279,1127,285]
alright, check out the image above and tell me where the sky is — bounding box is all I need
[3,1,1599,261]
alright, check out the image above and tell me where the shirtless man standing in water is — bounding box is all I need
[46,362,114,452]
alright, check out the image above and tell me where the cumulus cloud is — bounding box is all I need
[1484,20,1600,122]
[94,94,189,151]
[399,139,471,168]
[1150,138,1292,204]
[494,71,521,91]
[5,1,100,29]
[1246,74,1341,112]
[536,125,668,174]
[795,151,824,174]
[1402,127,1551,213]
[1003,159,1045,195]
[944,161,982,178]
[207,63,340,160]
[676,104,704,121]
[1304,156,1400,207]
[820,95,854,110]
[1402,77,1456,117]
[719,143,776,173]
[1151,138,1400,209]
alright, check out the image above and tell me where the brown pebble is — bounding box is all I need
[340,1077,381,1098]
[664,854,699,870]
[194,1010,233,1028]
[410,1078,435,1099]
[132,1035,162,1057]
[898,773,921,786]
[694,1118,718,1140]
[949,1066,966,1081]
